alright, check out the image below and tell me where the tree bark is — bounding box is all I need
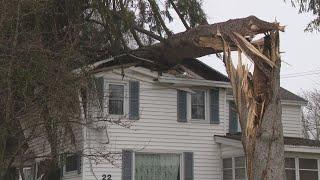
[244,33,285,180]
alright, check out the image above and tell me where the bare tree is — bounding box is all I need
[302,89,320,140]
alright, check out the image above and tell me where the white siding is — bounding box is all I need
[221,145,244,158]
[83,71,227,180]
[282,104,303,138]
[225,100,303,138]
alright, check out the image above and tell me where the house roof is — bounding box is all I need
[180,59,307,103]
[90,56,307,103]
[215,133,320,147]
[180,59,230,82]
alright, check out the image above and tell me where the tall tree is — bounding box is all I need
[302,89,320,139]
[0,0,286,179]
[290,0,320,32]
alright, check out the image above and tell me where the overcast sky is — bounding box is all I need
[172,0,320,94]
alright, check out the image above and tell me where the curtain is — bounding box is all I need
[135,154,180,180]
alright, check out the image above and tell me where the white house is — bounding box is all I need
[21,57,320,180]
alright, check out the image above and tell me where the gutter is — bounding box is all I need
[155,77,232,88]
[214,136,320,154]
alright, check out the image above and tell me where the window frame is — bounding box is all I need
[20,167,32,180]
[222,156,247,180]
[64,154,79,173]
[187,89,210,123]
[133,151,184,180]
[105,81,129,118]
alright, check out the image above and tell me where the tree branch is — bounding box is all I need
[130,29,144,47]
[168,0,190,30]
[132,25,166,42]
[147,0,173,36]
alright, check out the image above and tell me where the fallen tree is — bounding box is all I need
[1,0,286,179]
[130,16,286,180]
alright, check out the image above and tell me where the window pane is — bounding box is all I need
[135,154,180,180]
[299,158,318,170]
[286,169,296,180]
[299,170,318,180]
[23,168,32,180]
[109,84,124,98]
[192,105,205,119]
[235,156,245,168]
[235,167,246,180]
[109,84,124,115]
[66,155,78,172]
[223,158,232,169]
[191,90,205,119]
[223,169,233,180]
[285,158,295,169]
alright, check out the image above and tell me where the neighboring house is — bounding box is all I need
[21,57,320,180]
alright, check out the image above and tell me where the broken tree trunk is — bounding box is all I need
[133,16,285,180]
[210,30,285,179]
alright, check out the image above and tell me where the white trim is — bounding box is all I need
[295,157,299,180]
[72,56,119,74]
[285,145,320,153]
[214,136,243,148]
[104,80,129,119]
[215,136,320,154]
[156,77,231,88]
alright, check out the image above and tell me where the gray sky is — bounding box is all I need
[175,0,320,94]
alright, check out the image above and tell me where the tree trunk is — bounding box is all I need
[219,31,285,180]
[243,32,285,180]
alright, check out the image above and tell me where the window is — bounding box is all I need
[223,158,233,180]
[235,157,246,180]
[109,84,124,115]
[191,90,205,119]
[299,158,318,180]
[223,156,246,180]
[285,158,296,180]
[21,167,32,180]
[66,154,79,172]
[135,153,180,180]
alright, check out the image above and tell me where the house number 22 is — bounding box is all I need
[102,174,112,180]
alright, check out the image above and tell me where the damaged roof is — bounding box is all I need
[91,55,307,103]
[181,59,307,103]
[215,133,320,147]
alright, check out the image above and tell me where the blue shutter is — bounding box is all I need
[31,162,36,180]
[122,150,133,180]
[177,90,187,122]
[229,101,238,133]
[76,152,81,174]
[184,152,194,180]
[59,154,64,177]
[210,89,220,124]
[129,81,140,120]
[94,77,104,113]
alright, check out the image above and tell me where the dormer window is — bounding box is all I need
[191,90,205,120]
[109,84,124,115]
